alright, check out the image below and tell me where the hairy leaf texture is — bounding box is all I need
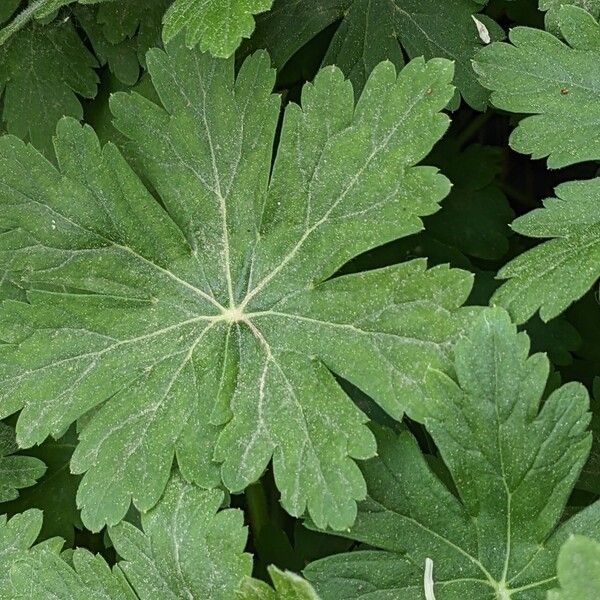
[7,474,251,599]
[163,0,274,56]
[0,41,472,531]
[474,5,600,168]
[304,308,597,599]
[244,0,503,109]
[492,179,600,324]
[548,536,600,599]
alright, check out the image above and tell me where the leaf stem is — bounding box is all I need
[246,480,269,539]
[455,111,493,149]
[0,0,69,46]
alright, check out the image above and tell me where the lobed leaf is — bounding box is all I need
[304,308,598,599]
[0,41,471,532]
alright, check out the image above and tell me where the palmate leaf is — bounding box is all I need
[548,536,600,599]
[244,0,503,109]
[304,308,599,599]
[474,5,600,169]
[0,422,45,502]
[162,0,274,56]
[0,41,472,532]
[7,474,251,599]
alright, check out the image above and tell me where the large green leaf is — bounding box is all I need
[162,0,274,56]
[245,0,503,109]
[491,178,600,324]
[474,5,600,168]
[0,41,472,532]
[304,308,598,599]
[548,536,600,600]
[8,474,251,599]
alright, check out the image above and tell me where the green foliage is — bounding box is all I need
[163,0,274,56]
[474,5,600,168]
[246,0,503,108]
[1,1,600,597]
[548,535,600,599]
[0,41,474,533]
[0,423,45,502]
[304,308,595,599]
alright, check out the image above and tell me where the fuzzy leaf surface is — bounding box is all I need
[305,308,598,599]
[0,18,98,157]
[0,41,471,532]
[492,178,600,324]
[8,474,250,599]
[474,5,600,168]
[239,566,322,599]
[162,0,274,56]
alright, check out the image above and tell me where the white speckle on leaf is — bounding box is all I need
[472,15,491,44]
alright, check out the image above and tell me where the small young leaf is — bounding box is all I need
[0,422,45,503]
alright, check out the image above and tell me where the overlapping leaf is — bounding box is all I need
[0,427,81,544]
[548,536,600,599]
[0,15,98,157]
[162,0,274,56]
[7,474,251,599]
[0,40,472,532]
[474,5,600,168]
[492,178,600,324]
[239,567,321,600]
[0,423,45,502]
[245,0,503,109]
[304,308,598,599]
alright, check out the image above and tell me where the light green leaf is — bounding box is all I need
[0,510,50,599]
[8,474,251,600]
[474,5,600,168]
[246,0,504,109]
[0,422,45,502]
[0,42,471,532]
[162,0,274,56]
[548,536,600,599]
[0,18,98,157]
[540,0,600,33]
[239,566,321,599]
[492,178,600,324]
[305,308,597,599]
